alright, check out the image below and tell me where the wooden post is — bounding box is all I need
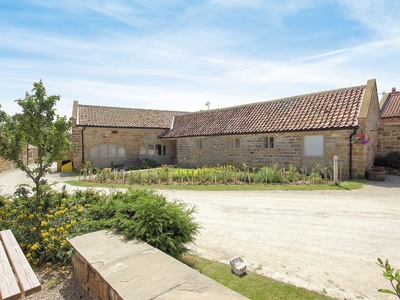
[333,155,339,184]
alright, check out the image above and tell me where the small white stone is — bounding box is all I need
[229,256,247,276]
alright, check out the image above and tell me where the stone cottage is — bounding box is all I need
[377,87,400,156]
[72,79,387,179]
[71,101,187,170]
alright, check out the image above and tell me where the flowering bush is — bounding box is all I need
[353,133,370,145]
[0,187,96,265]
[1,187,199,264]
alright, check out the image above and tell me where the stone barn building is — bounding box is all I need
[72,79,397,179]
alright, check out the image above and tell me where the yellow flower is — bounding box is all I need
[29,214,35,219]
[37,206,42,211]
[30,243,39,251]
[26,253,31,258]
[49,228,55,233]
[30,227,37,232]
[61,240,68,247]
[41,220,48,226]
[77,208,84,213]
[57,226,64,233]
[70,220,77,225]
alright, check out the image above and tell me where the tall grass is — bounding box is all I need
[79,163,339,186]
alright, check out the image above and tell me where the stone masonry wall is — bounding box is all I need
[355,80,381,176]
[176,129,356,179]
[72,126,176,171]
[0,157,13,172]
[377,122,400,156]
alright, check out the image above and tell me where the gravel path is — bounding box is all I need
[1,166,399,300]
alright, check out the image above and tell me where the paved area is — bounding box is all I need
[1,166,399,299]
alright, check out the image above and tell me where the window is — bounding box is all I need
[89,144,126,159]
[140,144,167,156]
[195,139,203,149]
[90,147,97,158]
[100,145,107,157]
[118,148,125,157]
[109,145,116,157]
[264,137,274,149]
[227,138,241,149]
[304,135,324,156]
[139,145,147,155]
[147,144,155,155]
[155,144,166,155]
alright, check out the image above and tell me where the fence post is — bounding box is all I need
[333,155,339,184]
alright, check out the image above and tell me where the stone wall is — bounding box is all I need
[0,157,13,172]
[72,126,176,171]
[353,79,381,177]
[377,122,400,156]
[176,129,360,179]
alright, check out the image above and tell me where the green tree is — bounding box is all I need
[0,80,72,199]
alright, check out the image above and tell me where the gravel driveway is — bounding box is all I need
[1,167,399,300]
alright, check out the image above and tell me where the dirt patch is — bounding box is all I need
[24,264,91,300]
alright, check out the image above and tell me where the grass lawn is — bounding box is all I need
[65,179,365,191]
[180,254,336,300]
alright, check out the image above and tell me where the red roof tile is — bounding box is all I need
[381,92,400,118]
[164,85,365,138]
[76,105,187,128]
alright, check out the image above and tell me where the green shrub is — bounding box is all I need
[86,188,200,258]
[1,187,199,264]
[386,151,400,169]
[374,155,388,167]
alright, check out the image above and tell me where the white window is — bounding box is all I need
[118,148,125,157]
[90,147,97,158]
[100,145,107,157]
[155,144,166,155]
[139,145,147,155]
[264,137,274,149]
[109,145,116,157]
[148,144,155,155]
[304,135,324,157]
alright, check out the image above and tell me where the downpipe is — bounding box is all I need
[349,127,358,179]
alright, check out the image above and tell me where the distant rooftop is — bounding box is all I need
[381,92,400,118]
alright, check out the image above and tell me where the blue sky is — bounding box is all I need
[1,0,399,117]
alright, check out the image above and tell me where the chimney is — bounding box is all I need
[392,87,396,93]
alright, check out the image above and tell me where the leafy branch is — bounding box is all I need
[377,258,400,298]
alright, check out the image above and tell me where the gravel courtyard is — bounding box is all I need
[1,168,399,299]
[156,178,400,300]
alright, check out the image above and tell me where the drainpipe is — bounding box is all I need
[349,127,358,179]
[81,126,86,166]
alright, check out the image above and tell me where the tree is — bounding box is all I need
[0,80,72,199]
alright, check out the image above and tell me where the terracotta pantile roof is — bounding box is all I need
[76,104,188,128]
[381,92,400,118]
[164,85,365,138]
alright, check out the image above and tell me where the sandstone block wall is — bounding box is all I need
[377,123,400,156]
[176,129,360,179]
[72,126,176,171]
[0,157,13,172]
